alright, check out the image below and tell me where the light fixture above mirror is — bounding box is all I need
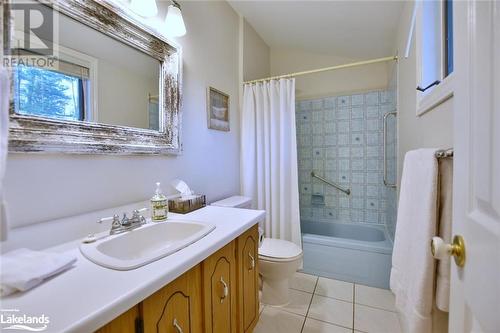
[128,0,186,37]
[165,1,187,37]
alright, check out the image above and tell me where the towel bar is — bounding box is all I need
[435,148,454,158]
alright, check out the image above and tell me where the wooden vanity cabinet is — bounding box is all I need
[95,224,260,333]
[202,242,237,333]
[141,265,203,333]
[95,305,140,333]
[236,225,260,333]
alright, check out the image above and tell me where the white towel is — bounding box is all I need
[435,158,453,312]
[0,248,77,296]
[390,149,438,333]
[0,68,9,241]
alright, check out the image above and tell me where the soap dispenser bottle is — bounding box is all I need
[151,182,168,222]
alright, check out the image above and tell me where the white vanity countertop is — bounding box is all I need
[0,206,265,333]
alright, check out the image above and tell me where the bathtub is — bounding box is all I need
[301,220,393,289]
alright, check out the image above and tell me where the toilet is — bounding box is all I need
[211,196,303,306]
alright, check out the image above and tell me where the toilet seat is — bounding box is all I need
[258,238,302,262]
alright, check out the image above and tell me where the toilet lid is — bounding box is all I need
[259,238,302,259]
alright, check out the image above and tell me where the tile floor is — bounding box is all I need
[254,272,402,333]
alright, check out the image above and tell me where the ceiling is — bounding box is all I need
[228,1,405,59]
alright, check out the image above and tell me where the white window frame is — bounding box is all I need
[415,0,454,116]
[56,45,99,123]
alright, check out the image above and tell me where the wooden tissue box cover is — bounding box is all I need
[168,194,206,214]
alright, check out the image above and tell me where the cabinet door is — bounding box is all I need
[202,241,237,333]
[142,265,202,333]
[236,225,259,333]
[95,305,139,333]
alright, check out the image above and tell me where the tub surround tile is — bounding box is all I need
[354,304,402,333]
[324,97,337,109]
[365,211,379,223]
[354,285,396,312]
[296,89,397,227]
[324,209,337,218]
[325,121,337,133]
[351,119,364,132]
[313,159,324,171]
[366,106,380,119]
[350,147,364,158]
[303,318,352,333]
[337,121,350,133]
[308,295,353,328]
[351,94,364,106]
[312,100,324,111]
[315,277,354,302]
[351,106,364,119]
[338,96,351,107]
[290,272,319,293]
[365,92,379,106]
[299,100,313,111]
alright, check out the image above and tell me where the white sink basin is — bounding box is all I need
[80,220,215,270]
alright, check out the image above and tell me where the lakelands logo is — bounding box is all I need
[0,309,50,332]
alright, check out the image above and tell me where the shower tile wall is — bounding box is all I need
[296,90,397,227]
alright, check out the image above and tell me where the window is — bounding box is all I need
[416,0,454,115]
[444,0,453,76]
[14,65,86,121]
[13,49,93,122]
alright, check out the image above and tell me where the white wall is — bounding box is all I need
[270,47,390,100]
[394,2,453,185]
[242,19,270,82]
[2,1,242,233]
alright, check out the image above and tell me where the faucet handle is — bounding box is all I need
[98,214,120,225]
[132,207,148,218]
[132,208,148,225]
[121,213,131,227]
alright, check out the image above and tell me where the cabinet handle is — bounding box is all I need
[173,318,184,333]
[248,252,255,270]
[220,276,229,303]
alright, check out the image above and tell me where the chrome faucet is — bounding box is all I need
[98,208,148,235]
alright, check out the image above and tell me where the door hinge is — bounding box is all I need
[135,317,144,333]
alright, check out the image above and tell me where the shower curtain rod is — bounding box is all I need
[243,55,398,85]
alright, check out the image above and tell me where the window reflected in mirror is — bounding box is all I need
[14,62,88,122]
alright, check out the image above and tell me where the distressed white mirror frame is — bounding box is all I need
[3,0,182,155]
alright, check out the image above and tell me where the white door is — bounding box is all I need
[450,1,500,332]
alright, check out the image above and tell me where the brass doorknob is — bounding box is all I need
[430,235,466,267]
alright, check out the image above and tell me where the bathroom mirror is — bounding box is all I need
[3,0,182,154]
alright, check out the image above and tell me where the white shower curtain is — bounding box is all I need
[241,78,301,247]
[0,68,9,241]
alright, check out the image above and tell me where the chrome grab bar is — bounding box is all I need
[311,171,350,195]
[383,111,397,188]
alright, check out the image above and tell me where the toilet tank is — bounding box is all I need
[211,196,252,209]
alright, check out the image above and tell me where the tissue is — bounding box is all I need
[171,179,195,199]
